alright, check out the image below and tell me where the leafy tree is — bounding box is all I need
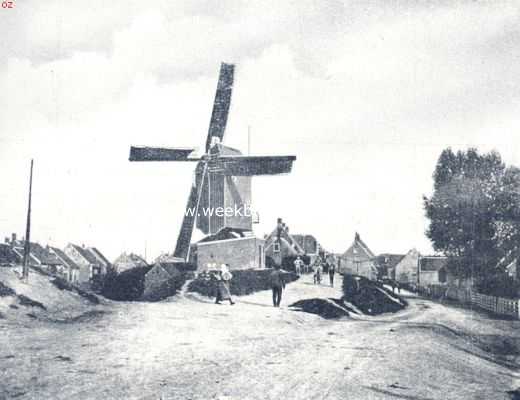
[424,148,506,280]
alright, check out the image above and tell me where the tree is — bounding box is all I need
[424,148,506,280]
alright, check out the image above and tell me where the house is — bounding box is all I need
[196,227,265,271]
[418,256,449,286]
[64,243,106,284]
[113,252,148,274]
[142,262,182,301]
[48,247,80,283]
[264,218,305,267]
[375,253,405,280]
[8,233,63,272]
[393,249,420,285]
[0,237,20,265]
[339,232,378,280]
[291,234,321,264]
[87,247,111,275]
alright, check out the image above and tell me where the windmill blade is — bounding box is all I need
[217,155,296,176]
[129,146,199,162]
[173,162,207,261]
[205,63,235,151]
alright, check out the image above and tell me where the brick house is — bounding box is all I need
[142,262,181,300]
[418,256,449,286]
[339,233,378,280]
[264,218,305,266]
[195,227,265,271]
[291,234,321,264]
[375,253,405,280]
[113,252,148,274]
[64,243,105,284]
[394,248,420,285]
[87,247,111,275]
[48,247,80,283]
[8,234,63,272]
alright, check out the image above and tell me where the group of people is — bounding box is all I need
[208,263,287,308]
[208,257,338,309]
[293,256,336,287]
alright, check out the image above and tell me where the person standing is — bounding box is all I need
[269,266,285,307]
[294,256,303,276]
[216,264,235,305]
[328,262,336,287]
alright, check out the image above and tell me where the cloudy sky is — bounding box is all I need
[2,1,520,261]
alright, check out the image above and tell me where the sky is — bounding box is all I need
[2,0,520,262]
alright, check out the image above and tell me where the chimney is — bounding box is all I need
[4,237,9,244]
[11,233,16,243]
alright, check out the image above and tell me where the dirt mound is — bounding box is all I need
[289,298,351,319]
[342,274,407,315]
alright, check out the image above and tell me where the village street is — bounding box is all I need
[1,274,519,400]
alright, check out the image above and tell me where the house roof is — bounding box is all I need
[342,233,376,260]
[291,234,319,253]
[71,244,99,264]
[114,252,148,267]
[376,253,405,269]
[49,247,80,270]
[156,262,181,277]
[88,247,111,266]
[0,243,19,263]
[419,257,448,271]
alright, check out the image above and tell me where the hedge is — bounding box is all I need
[188,269,299,297]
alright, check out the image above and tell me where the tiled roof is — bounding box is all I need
[0,244,19,263]
[88,247,111,266]
[71,244,99,264]
[50,247,80,270]
[376,254,405,269]
[420,257,448,271]
[343,233,376,260]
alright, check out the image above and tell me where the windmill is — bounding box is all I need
[129,63,296,262]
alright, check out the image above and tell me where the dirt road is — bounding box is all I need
[1,274,519,400]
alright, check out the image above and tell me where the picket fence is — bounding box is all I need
[421,284,520,319]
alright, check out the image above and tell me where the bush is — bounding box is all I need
[188,269,299,297]
[476,274,520,299]
[101,265,153,301]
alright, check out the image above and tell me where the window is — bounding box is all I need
[273,242,280,253]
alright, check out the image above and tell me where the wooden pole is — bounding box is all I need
[22,159,33,282]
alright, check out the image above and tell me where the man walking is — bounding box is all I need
[269,266,285,307]
[328,262,336,287]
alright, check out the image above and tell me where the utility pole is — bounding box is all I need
[22,159,34,283]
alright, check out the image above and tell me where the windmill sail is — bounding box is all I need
[205,63,234,151]
[218,155,296,176]
[22,159,33,281]
[129,146,199,162]
[173,162,208,260]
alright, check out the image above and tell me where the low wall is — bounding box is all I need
[419,284,520,319]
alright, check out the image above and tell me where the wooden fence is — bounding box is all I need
[419,284,520,319]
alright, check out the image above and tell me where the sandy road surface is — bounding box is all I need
[1,274,519,400]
